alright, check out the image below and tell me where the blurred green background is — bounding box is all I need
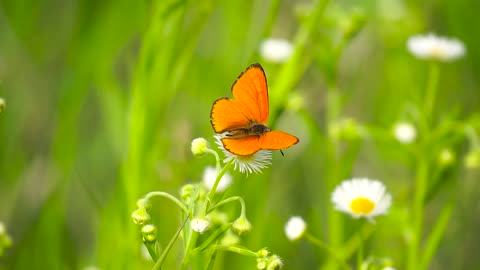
[0,0,479,269]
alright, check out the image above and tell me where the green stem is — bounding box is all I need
[424,62,440,123]
[419,198,455,270]
[305,233,351,270]
[209,245,259,258]
[181,159,234,269]
[408,155,429,270]
[208,196,246,215]
[408,61,440,270]
[357,224,364,270]
[153,217,189,270]
[144,191,189,214]
[206,159,235,206]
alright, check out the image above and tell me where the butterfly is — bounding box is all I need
[210,63,299,156]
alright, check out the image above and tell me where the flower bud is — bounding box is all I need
[393,122,416,144]
[284,216,306,241]
[438,148,455,166]
[0,98,5,113]
[141,224,157,242]
[266,255,284,270]
[131,207,151,225]
[232,216,252,235]
[191,138,209,156]
[220,229,240,245]
[180,184,196,203]
[136,198,151,210]
[464,149,480,169]
[257,248,270,258]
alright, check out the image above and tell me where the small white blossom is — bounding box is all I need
[393,122,417,144]
[407,33,465,62]
[260,38,293,63]
[214,135,272,175]
[191,217,210,233]
[332,178,392,221]
[284,216,307,241]
[202,166,233,193]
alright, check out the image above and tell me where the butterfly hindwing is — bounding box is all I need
[221,136,261,156]
[231,63,269,124]
[258,130,299,151]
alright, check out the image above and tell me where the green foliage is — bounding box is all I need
[0,0,479,269]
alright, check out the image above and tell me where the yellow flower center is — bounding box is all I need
[350,197,375,214]
[430,46,446,58]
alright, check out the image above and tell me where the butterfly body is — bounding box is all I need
[222,123,271,139]
[210,63,299,156]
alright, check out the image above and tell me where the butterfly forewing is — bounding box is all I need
[231,63,269,124]
[211,63,299,156]
[211,98,251,133]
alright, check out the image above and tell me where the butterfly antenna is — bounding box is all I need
[280,149,284,156]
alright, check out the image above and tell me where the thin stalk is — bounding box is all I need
[153,217,189,270]
[419,198,455,270]
[145,191,189,214]
[408,61,440,270]
[424,63,440,122]
[305,233,351,270]
[356,225,364,270]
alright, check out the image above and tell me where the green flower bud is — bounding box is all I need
[191,138,209,156]
[141,224,157,243]
[257,248,270,258]
[0,98,5,113]
[131,207,151,225]
[438,148,455,166]
[266,255,284,270]
[180,184,196,203]
[220,229,240,246]
[256,258,267,270]
[232,215,252,235]
[465,149,480,169]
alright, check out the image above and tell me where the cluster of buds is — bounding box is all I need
[256,248,284,270]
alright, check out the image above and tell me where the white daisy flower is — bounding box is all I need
[393,122,416,144]
[191,217,210,234]
[202,166,233,193]
[331,178,392,221]
[214,135,272,175]
[407,33,466,62]
[284,216,307,241]
[260,38,294,63]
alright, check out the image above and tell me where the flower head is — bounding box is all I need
[191,217,210,233]
[284,216,307,241]
[232,215,252,235]
[202,166,233,193]
[393,122,417,144]
[260,38,293,63]
[215,135,272,175]
[331,178,392,221]
[191,137,210,156]
[407,33,465,62]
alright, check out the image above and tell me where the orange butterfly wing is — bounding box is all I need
[231,63,269,124]
[222,131,299,156]
[212,63,299,156]
[258,131,299,151]
[221,137,262,156]
[210,63,269,133]
[210,98,250,133]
